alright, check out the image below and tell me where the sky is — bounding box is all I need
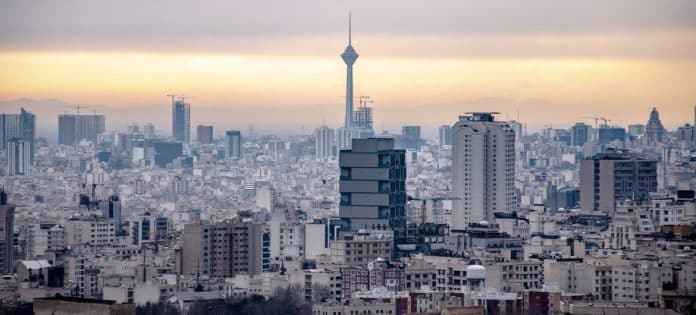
[1,0,695,137]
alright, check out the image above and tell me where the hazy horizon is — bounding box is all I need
[2,1,695,138]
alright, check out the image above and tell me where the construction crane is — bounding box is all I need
[166,94,181,104]
[74,105,86,115]
[581,115,612,129]
[358,95,370,107]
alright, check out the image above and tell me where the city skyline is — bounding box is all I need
[1,1,696,136]
[2,2,696,313]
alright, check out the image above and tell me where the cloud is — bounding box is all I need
[1,0,695,58]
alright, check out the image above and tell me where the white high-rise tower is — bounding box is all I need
[451,112,516,229]
[341,12,358,129]
[315,125,335,160]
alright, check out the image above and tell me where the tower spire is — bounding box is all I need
[348,11,352,45]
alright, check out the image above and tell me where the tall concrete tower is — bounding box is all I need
[341,12,358,129]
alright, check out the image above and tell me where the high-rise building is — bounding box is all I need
[315,125,335,159]
[452,113,516,229]
[143,123,155,139]
[196,125,214,144]
[181,219,264,278]
[128,213,168,246]
[0,113,19,148]
[7,139,31,175]
[597,126,626,147]
[645,107,665,145]
[438,125,452,149]
[225,130,242,159]
[172,99,190,144]
[0,108,36,163]
[58,114,105,145]
[676,124,695,146]
[153,140,183,168]
[627,124,645,137]
[353,100,374,138]
[341,13,358,129]
[338,138,406,238]
[580,149,657,214]
[401,125,422,150]
[336,128,354,150]
[127,124,140,135]
[99,195,122,230]
[0,190,15,274]
[571,123,591,147]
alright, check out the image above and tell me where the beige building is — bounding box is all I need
[63,216,117,247]
[421,255,472,292]
[487,260,543,293]
[330,233,392,266]
[611,262,672,304]
[544,260,598,297]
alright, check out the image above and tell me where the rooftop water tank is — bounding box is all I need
[466,265,486,280]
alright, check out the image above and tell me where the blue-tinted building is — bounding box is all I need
[597,126,626,146]
[225,130,242,159]
[154,141,182,168]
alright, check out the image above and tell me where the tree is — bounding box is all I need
[136,301,182,315]
[312,283,333,303]
[186,284,310,315]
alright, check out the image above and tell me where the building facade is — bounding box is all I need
[645,107,665,145]
[315,125,335,160]
[181,219,264,278]
[0,190,14,274]
[7,138,31,175]
[196,125,214,144]
[0,108,35,162]
[172,99,190,144]
[438,125,452,149]
[580,149,658,213]
[58,114,105,145]
[339,138,406,237]
[571,123,591,147]
[225,130,242,159]
[451,113,516,229]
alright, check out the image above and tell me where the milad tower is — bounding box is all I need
[341,13,359,129]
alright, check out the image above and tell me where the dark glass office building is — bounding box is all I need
[339,138,406,238]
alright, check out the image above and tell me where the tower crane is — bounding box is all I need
[358,95,371,107]
[166,94,181,104]
[74,105,86,115]
[581,115,612,129]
